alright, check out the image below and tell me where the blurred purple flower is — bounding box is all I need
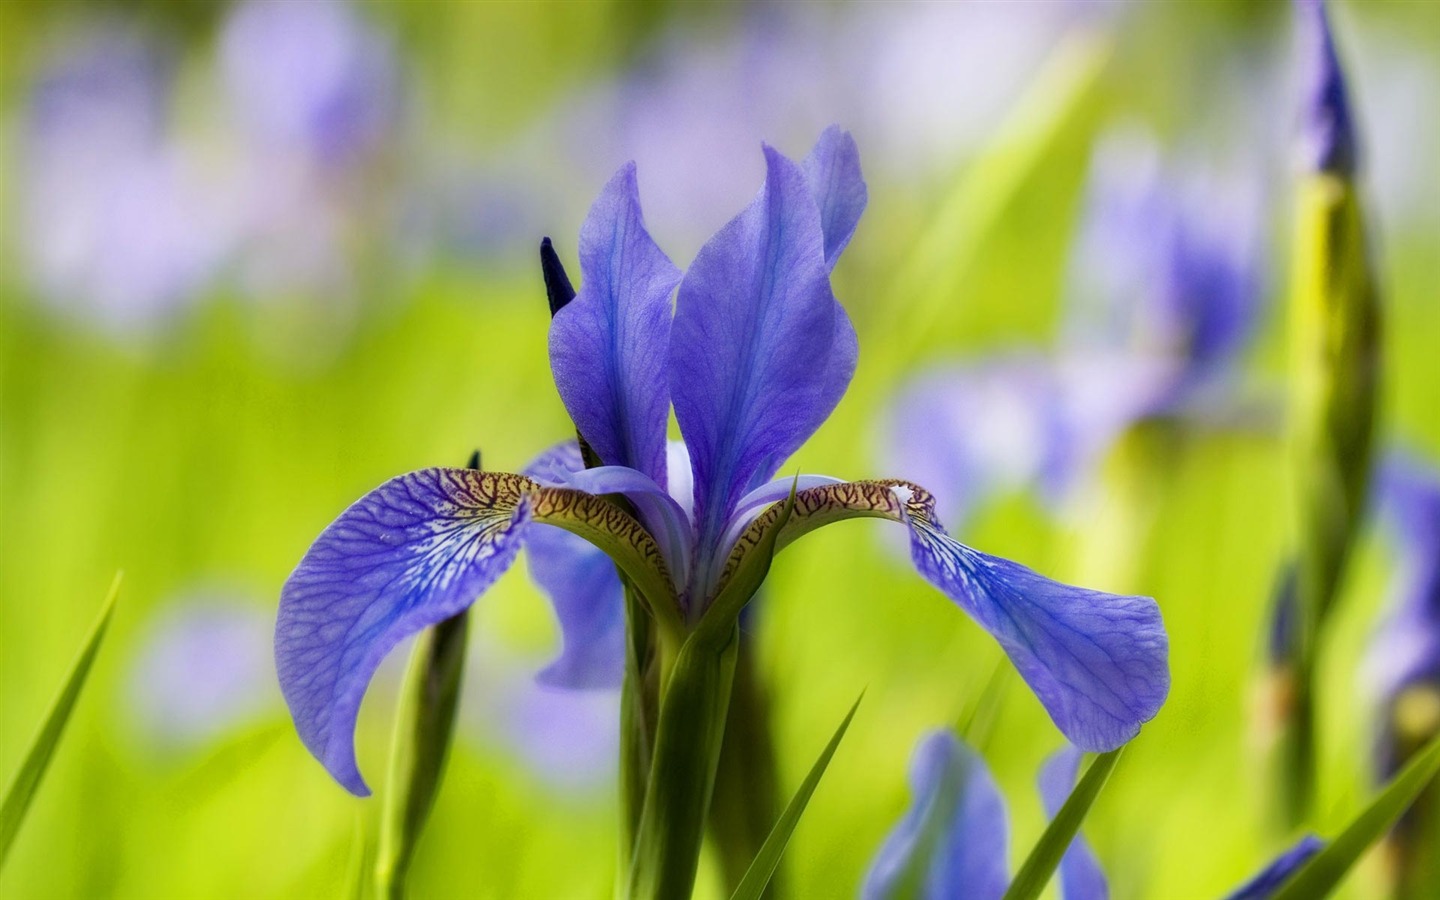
[884,130,1265,530]
[460,636,619,791]
[216,0,405,309]
[1062,131,1265,416]
[128,595,277,749]
[16,32,228,333]
[219,0,398,166]
[884,355,1068,532]
[1367,454,1440,779]
[862,732,1105,900]
[1222,834,1324,900]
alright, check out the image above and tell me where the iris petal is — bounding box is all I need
[721,480,1169,751]
[520,442,626,689]
[801,125,868,271]
[901,494,1170,752]
[562,464,694,586]
[862,730,1009,900]
[1222,835,1324,900]
[523,440,586,487]
[524,522,625,689]
[1038,747,1109,900]
[671,145,850,559]
[549,162,680,486]
[277,464,679,794]
[276,468,535,795]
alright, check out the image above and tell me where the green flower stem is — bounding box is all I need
[374,610,470,899]
[618,583,660,880]
[708,636,784,899]
[626,622,740,900]
[1281,172,1381,826]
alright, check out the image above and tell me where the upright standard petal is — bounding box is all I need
[549,163,681,485]
[1038,747,1109,900]
[862,730,1009,900]
[671,145,849,561]
[1222,835,1324,900]
[801,125,868,271]
[719,480,1169,752]
[276,469,535,795]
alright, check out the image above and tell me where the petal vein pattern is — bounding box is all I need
[276,469,533,795]
[719,480,1169,751]
[670,145,846,562]
[276,468,674,795]
[549,163,679,485]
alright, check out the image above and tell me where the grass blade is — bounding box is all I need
[0,572,122,868]
[1001,746,1123,900]
[1271,732,1440,900]
[728,692,864,900]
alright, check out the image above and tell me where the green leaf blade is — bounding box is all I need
[728,692,864,900]
[0,572,122,869]
[375,610,470,900]
[1001,746,1124,900]
[626,624,740,900]
[1272,732,1440,900]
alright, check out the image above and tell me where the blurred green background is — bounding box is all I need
[1,0,1437,897]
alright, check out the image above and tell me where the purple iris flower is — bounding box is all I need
[219,0,398,166]
[275,128,1169,795]
[460,635,619,791]
[16,32,228,333]
[862,731,1105,900]
[1367,454,1440,779]
[884,355,1069,532]
[1221,835,1324,900]
[885,132,1263,531]
[1062,132,1264,419]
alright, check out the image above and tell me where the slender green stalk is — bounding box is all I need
[618,582,661,881]
[1280,170,1381,826]
[374,452,478,898]
[1382,685,1440,898]
[1001,748,1123,900]
[1272,733,1440,899]
[0,572,121,869]
[728,694,863,900]
[626,623,740,900]
[709,637,784,898]
[374,611,470,899]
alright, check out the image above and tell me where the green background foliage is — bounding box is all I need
[2,1,1437,896]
